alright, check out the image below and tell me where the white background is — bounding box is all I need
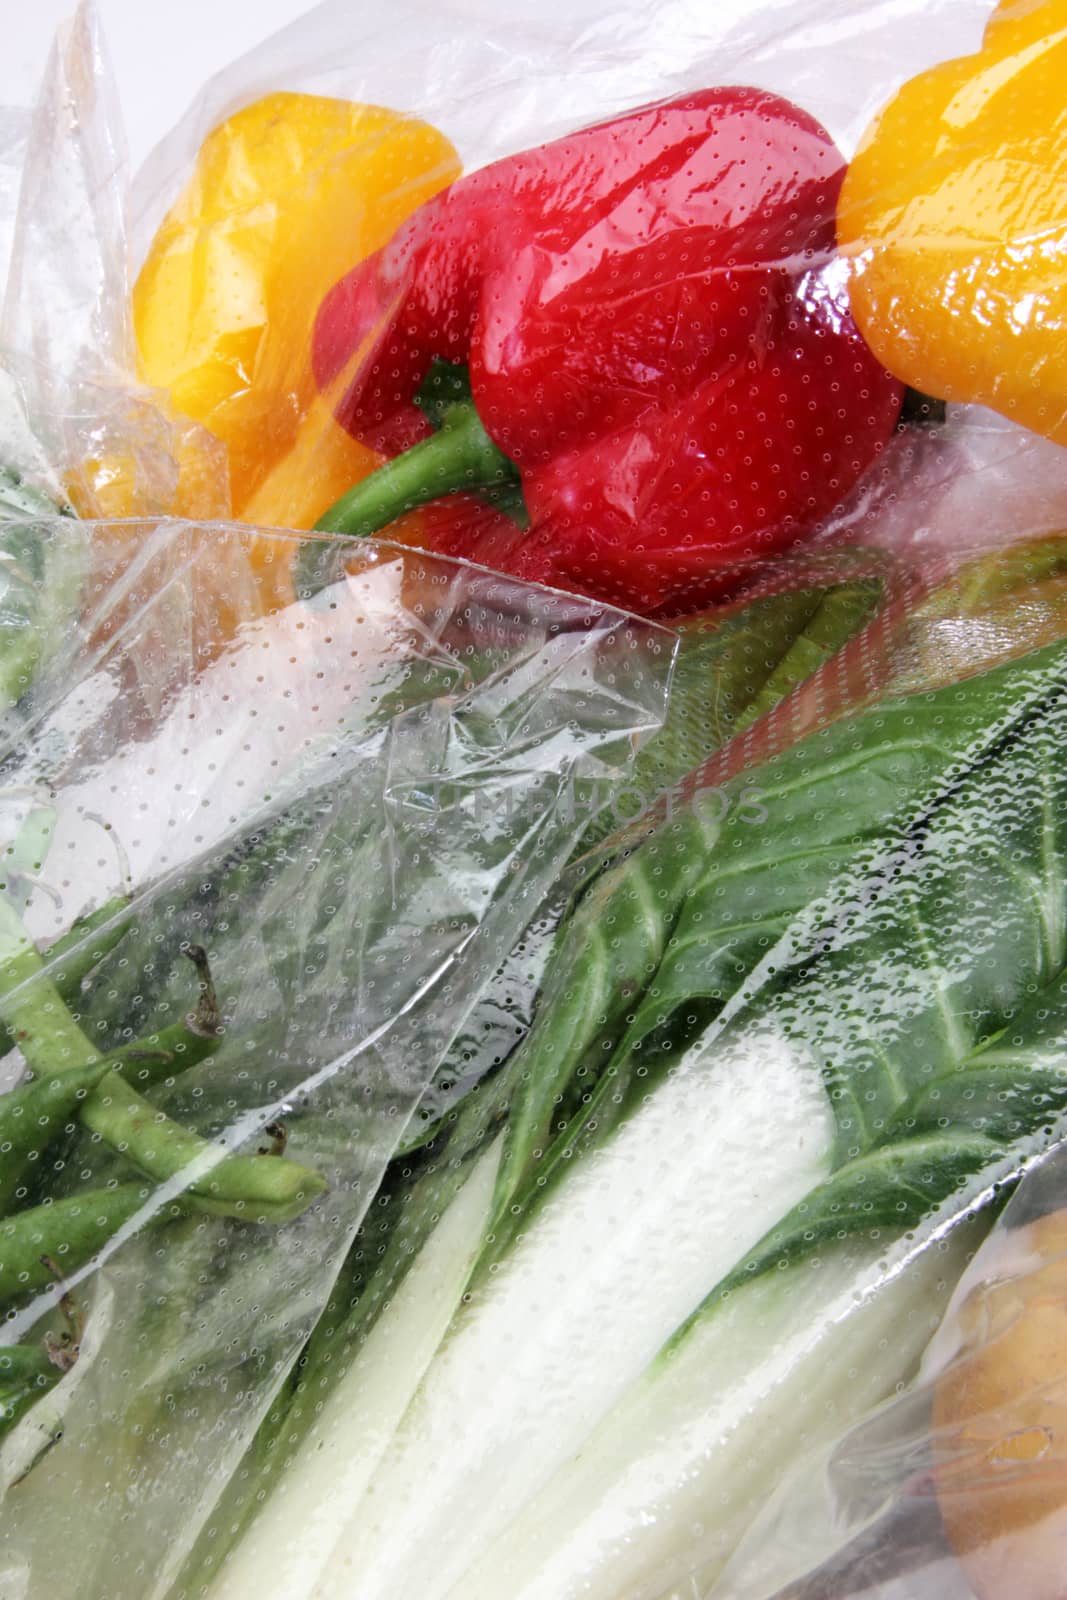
[6,0,994,185]
[4,0,320,170]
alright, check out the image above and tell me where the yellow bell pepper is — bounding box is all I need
[838,0,1067,445]
[132,91,460,536]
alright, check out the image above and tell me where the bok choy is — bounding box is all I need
[193,593,1067,1599]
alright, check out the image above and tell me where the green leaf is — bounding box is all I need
[483,636,1067,1272]
[576,566,883,851]
[685,648,1067,1309]
[397,564,885,1160]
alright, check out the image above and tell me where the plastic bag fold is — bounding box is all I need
[1,1,1067,1598]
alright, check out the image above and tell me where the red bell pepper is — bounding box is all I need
[307,86,903,614]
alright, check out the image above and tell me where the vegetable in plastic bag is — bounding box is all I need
[5,2,1067,1596]
[188,542,1067,1600]
[839,0,1067,449]
[0,515,671,1597]
[133,92,460,538]
[308,86,904,613]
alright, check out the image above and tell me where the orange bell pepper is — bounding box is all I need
[70,92,459,646]
[838,0,1067,445]
[134,93,459,536]
[102,91,454,618]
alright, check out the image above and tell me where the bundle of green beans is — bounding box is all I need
[0,473,327,1439]
[0,886,327,1434]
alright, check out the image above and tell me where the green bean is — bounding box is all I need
[0,1342,57,1430]
[0,1059,114,1212]
[80,1070,325,1221]
[0,943,221,1212]
[0,1182,157,1303]
[0,1344,54,1382]
[0,898,324,1222]
[110,1030,216,1090]
[35,895,131,1005]
[0,896,106,1073]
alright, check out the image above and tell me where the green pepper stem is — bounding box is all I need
[316,399,517,536]
[300,397,522,595]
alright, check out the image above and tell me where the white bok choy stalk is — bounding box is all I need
[213,1023,834,1599]
[198,628,1067,1600]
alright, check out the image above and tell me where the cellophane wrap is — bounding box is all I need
[0,2,1066,1599]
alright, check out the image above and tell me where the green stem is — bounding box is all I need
[299,397,522,596]
[315,399,517,537]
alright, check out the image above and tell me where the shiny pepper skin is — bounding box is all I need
[838,0,1067,446]
[313,86,904,614]
[133,91,461,530]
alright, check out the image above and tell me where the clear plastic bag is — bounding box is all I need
[1,2,1066,1598]
[697,1146,1067,1600]
[0,515,670,1595]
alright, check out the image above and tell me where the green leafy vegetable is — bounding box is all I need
[185,558,1067,1600]
[14,531,1067,1600]
[401,555,886,1153]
